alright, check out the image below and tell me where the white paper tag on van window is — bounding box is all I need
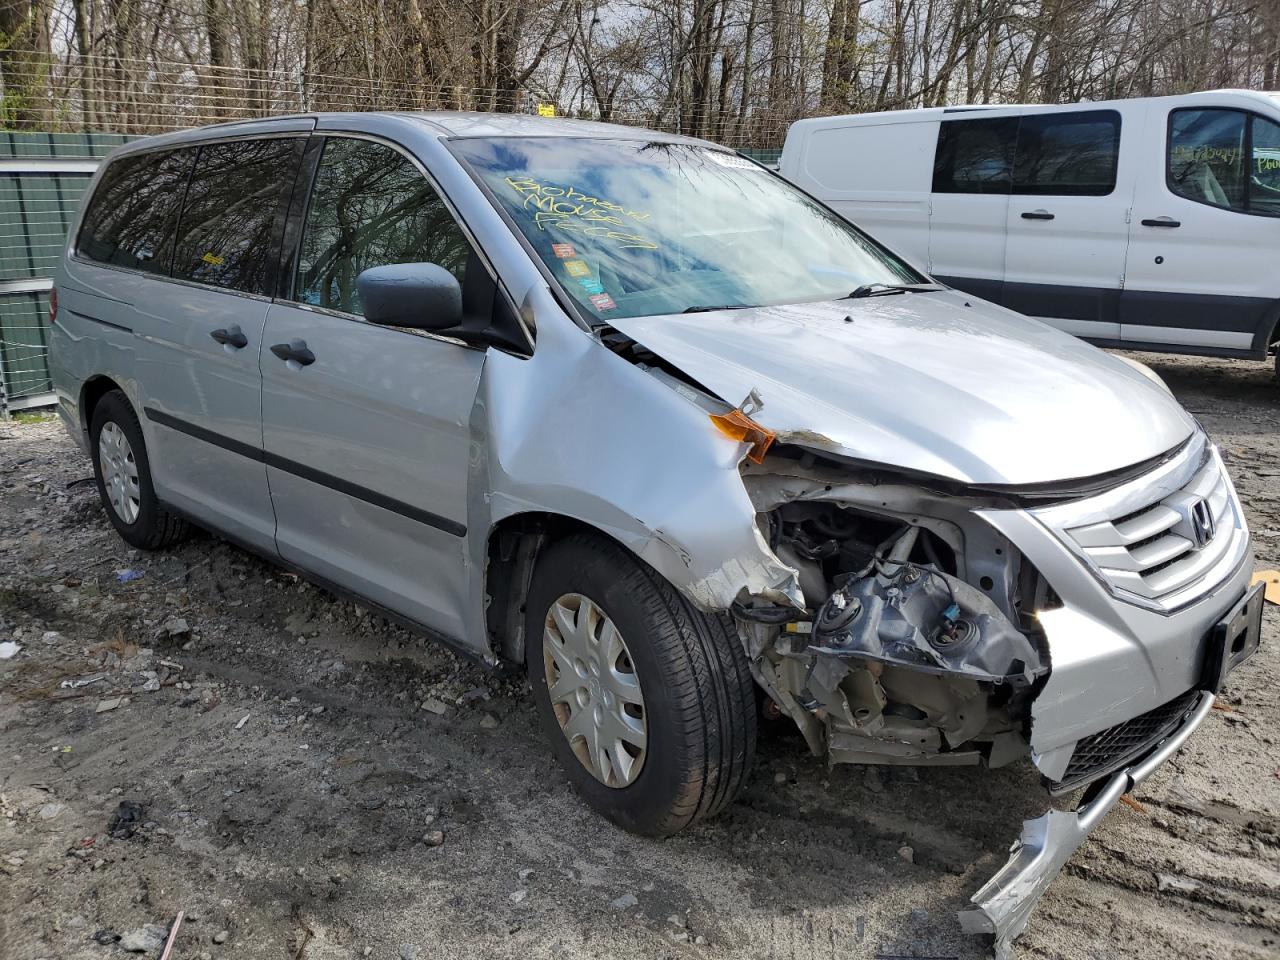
[700,149,761,171]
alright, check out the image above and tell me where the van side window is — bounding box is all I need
[294,138,472,316]
[171,138,300,295]
[78,148,194,274]
[1170,109,1280,217]
[1252,116,1280,216]
[1168,109,1247,212]
[1012,111,1120,196]
[932,117,1017,194]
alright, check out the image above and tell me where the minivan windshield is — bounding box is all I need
[451,137,923,321]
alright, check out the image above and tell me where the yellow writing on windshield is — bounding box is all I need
[504,176,658,250]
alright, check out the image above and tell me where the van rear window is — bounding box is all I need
[78,148,195,274]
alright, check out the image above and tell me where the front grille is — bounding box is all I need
[1049,689,1201,795]
[1059,452,1239,610]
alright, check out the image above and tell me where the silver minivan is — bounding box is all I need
[50,112,1261,954]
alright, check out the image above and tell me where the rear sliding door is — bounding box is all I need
[1002,105,1138,341]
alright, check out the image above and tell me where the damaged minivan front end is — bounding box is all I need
[718,433,1257,956]
[588,308,1261,957]
[446,129,1262,957]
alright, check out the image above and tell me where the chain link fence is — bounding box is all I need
[1,52,797,149]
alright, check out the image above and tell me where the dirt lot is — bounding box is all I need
[1,351,1277,960]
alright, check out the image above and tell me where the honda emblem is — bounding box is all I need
[1189,497,1216,548]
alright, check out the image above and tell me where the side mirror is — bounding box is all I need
[356,262,462,331]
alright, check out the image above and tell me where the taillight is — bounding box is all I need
[48,286,58,324]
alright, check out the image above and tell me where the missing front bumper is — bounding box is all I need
[959,690,1216,959]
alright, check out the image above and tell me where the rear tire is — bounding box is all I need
[525,533,757,836]
[89,390,191,550]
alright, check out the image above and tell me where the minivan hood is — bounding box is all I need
[606,291,1196,486]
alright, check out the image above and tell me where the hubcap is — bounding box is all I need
[542,593,647,788]
[98,421,140,524]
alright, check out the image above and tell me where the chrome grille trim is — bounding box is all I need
[1031,437,1248,614]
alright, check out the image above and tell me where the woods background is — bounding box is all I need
[1,0,1278,146]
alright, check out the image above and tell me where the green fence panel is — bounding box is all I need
[0,173,90,282]
[0,289,52,401]
[0,130,132,159]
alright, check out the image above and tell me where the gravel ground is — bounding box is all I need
[1,351,1277,960]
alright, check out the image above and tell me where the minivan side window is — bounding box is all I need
[171,138,301,295]
[294,137,472,316]
[78,148,195,274]
[932,117,1018,194]
[1167,108,1280,216]
[1011,110,1120,196]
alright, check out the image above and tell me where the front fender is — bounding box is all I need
[466,286,799,654]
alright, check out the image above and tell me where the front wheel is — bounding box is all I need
[525,534,757,836]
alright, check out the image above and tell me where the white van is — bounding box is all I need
[779,90,1280,368]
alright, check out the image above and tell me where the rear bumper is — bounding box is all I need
[959,691,1215,959]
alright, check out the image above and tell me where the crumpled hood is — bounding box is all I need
[606,291,1196,486]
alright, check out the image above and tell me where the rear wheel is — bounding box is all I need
[525,534,757,836]
[89,390,191,550]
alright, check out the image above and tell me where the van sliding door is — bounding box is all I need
[1002,105,1139,342]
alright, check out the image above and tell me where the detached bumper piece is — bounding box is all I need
[960,691,1216,960]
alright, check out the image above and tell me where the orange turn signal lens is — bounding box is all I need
[709,409,776,464]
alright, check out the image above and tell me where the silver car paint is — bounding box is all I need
[49,111,1255,958]
[601,293,1197,486]
[260,297,485,643]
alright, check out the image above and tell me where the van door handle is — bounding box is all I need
[1021,209,1055,220]
[270,340,316,366]
[1141,217,1181,228]
[210,326,248,349]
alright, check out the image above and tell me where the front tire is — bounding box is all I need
[89,390,191,550]
[525,534,757,836]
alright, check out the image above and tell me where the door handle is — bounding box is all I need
[1141,217,1181,228]
[1021,209,1055,221]
[210,326,248,349]
[270,340,316,366]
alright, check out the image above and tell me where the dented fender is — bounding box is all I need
[461,284,800,654]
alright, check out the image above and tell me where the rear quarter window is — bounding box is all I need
[77,148,195,274]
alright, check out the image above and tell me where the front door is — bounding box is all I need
[260,135,485,641]
[1121,104,1280,353]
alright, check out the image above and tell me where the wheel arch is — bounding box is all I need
[79,374,127,436]
[483,511,639,665]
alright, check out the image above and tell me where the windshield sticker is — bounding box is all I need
[578,278,605,295]
[589,293,616,311]
[503,176,659,251]
[551,242,577,259]
[201,251,225,266]
[563,259,591,278]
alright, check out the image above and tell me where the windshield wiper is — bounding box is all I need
[845,282,944,299]
[682,303,754,314]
